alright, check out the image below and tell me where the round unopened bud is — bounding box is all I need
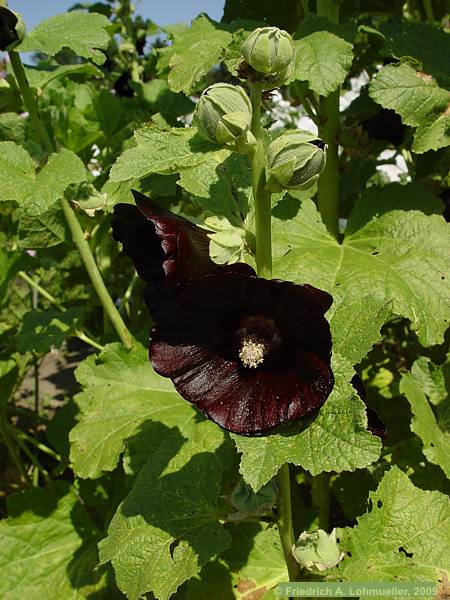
[242,27,294,75]
[292,529,344,572]
[266,130,326,191]
[0,7,25,51]
[194,83,254,152]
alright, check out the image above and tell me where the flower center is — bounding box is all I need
[238,334,269,369]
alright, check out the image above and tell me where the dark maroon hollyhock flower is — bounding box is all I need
[150,266,334,435]
[351,375,386,439]
[112,190,215,317]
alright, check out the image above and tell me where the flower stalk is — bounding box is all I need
[249,82,272,279]
[8,49,134,348]
[248,81,300,582]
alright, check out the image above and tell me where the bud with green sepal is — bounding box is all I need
[292,529,344,572]
[0,6,25,51]
[266,130,327,192]
[228,478,278,520]
[242,27,294,75]
[194,83,255,153]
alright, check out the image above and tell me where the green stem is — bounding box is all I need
[9,50,134,349]
[18,271,64,309]
[18,271,106,351]
[0,418,31,486]
[249,83,272,279]
[311,472,331,530]
[60,198,134,347]
[7,424,51,485]
[422,0,435,20]
[277,463,301,581]
[316,0,340,239]
[248,84,298,582]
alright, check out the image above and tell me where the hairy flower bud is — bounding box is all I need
[194,83,254,152]
[242,27,294,75]
[266,130,326,191]
[230,478,278,516]
[0,7,25,51]
[292,529,344,572]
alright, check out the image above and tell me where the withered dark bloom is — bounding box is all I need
[150,266,334,435]
[112,190,214,317]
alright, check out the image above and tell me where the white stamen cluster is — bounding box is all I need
[239,334,269,368]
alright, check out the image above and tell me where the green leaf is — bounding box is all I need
[98,421,231,600]
[25,63,102,91]
[291,31,353,96]
[0,143,85,214]
[28,149,86,215]
[69,342,198,479]
[0,112,25,143]
[186,522,287,599]
[0,358,18,408]
[0,141,36,202]
[400,370,450,480]
[232,355,382,491]
[369,63,450,153]
[335,467,450,581]
[19,11,111,65]
[273,183,450,355]
[160,15,232,94]
[380,21,450,88]
[178,151,251,224]
[17,206,68,248]
[410,356,447,406]
[109,126,219,183]
[0,482,108,599]
[16,308,83,354]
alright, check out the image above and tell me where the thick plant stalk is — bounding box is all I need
[249,83,301,583]
[316,0,340,239]
[8,51,134,348]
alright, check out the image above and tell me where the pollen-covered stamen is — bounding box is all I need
[239,334,269,368]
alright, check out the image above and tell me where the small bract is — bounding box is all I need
[266,130,327,191]
[242,27,294,75]
[194,83,254,153]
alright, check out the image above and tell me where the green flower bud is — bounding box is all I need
[292,529,344,572]
[194,83,254,152]
[230,478,278,515]
[242,27,294,75]
[266,130,326,191]
[0,7,25,51]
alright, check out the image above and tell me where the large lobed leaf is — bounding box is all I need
[109,126,220,183]
[369,63,450,153]
[335,467,450,582]
[69,342,198,479]
[19,11,111,65]
[98,421,230,600]
[291,29,353,96]
[232,355,382,491]
[273,183,449,355]
[157,15,232,94]
[0,482,109,599]
[0,142,85,215]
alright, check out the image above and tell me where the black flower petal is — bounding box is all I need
[112,190,215,318]
[0,7,19,51]
[150,267,334,435]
